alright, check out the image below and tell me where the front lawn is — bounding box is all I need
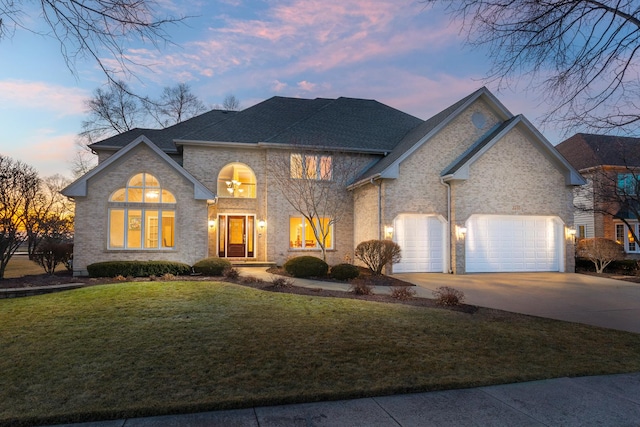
[1,281,640,426]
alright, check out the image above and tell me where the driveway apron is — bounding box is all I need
[392,272,640,334]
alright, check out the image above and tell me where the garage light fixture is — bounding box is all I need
[384,226,394,239]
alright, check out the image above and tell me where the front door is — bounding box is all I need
[227,216,246,257]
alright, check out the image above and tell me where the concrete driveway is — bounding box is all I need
[392,272,640,334]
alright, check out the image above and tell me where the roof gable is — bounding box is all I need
[62,136,215,200]
[352,87,513,184]
[442,115,586,185]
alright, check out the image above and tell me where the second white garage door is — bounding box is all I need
[393,214,446,273]
[465,215,563,273]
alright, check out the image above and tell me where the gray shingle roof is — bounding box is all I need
[89,110,237,153]
[177,96,423,151]
[556,133,640,170]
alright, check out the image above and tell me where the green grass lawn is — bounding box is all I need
[1,281,640,426]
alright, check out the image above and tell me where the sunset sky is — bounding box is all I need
[0,0,564,178]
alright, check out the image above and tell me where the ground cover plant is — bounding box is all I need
[1,281,640,426]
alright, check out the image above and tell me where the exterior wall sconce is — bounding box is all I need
[208,219,216,229]
[384,226,394,239]
[258,219,266,230]
[456,226,467,240]
[567,227,577,239]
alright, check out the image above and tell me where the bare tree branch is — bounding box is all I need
[426,0,640,133]
[0,0,187,85]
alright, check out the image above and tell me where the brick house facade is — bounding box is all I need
[64,87,584,276]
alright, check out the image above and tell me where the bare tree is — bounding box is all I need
[24,174,75,260]
[0,156,40,279]
[222,94,241,111]
[76,81,208,176]
[80,80,143,145]
[576,238,624,273]
[268,147,364,261]
[426,0,640,133]
[0,1,185,86]
[576,163,640,243]
[146,83,207,127]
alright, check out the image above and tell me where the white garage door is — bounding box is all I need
[393,215,445,273]
[466,215,562,273]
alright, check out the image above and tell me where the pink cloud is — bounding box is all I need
[6,130,78,178]
[0,80,87,116]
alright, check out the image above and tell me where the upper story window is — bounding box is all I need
[110,173,176,203]
[108,173,176,250]
[290,153,332,180]
[617,173,638,196]
[217,163,256,198]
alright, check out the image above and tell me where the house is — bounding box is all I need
[556,133,640,259]
[63,87,585,276]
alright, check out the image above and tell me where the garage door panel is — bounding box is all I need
[394,215,444,273]
[466,215,561,273]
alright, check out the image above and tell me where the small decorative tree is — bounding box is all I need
[576,238,624,274]
[355,240,401,275]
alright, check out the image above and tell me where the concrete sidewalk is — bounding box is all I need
[48,373,640,426]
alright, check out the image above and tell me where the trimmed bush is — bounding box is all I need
[87,261,191,278]
[355,239,401,275]
[192,257,232,276]
[330,263,360,281]
[283,256,329,278]
[390,286,416,300]
[433,286,465,306]
[576,238,624,273]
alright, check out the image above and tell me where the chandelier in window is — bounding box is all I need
[226,180,244,196]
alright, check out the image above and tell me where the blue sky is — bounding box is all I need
[0,0,562,178]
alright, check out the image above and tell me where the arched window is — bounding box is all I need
[217,163,256,198]
[108,173,176,249]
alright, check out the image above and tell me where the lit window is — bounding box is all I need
[289,217,333,249]
[290,154,332,180]
[578,225,586,239]
[217,163,256,198]
[108,173,176,250]
[616,223,640,253]
[617,173,638,196]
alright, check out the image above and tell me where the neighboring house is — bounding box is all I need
[63,87,585,276]
[556,133,640,259]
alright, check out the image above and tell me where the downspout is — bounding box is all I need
[371,178,382,240]
[440,177,453,273]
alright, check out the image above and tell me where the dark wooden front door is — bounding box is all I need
[227,216,246,257]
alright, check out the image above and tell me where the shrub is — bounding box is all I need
[349,281,374,295]
[192,257,232,276]
[576,238,624,273]
[86,261,191,278]
[223,267,240,280]
[271,277,294,288]
[355,240,401,275]
[283,256,329,278]
[241,275,263,284]
[390,285,416,300]
[32,240,73,275]
[433,286,465,306]
[330,263,360,281]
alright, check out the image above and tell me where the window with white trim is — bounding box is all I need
[217,163,256,198]
[289,217,333,249]
[290,154,332,180]
[615,223,639,253]
[108,173,176,249]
